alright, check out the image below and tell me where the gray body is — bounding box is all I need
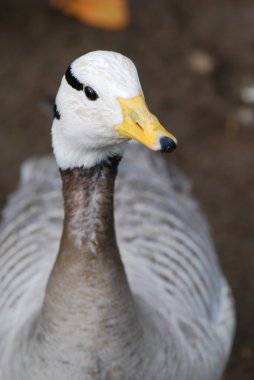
[0,144,235,380]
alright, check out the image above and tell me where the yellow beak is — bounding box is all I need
[115,94,177,152]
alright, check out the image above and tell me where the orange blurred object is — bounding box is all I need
[50,0,130,30]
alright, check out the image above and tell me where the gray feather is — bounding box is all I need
[0,144,235,380]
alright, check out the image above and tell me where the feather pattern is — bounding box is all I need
[0,144,235,380]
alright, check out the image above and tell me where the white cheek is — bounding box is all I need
[105,99,124,127]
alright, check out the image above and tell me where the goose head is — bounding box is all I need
[52,50,177,169]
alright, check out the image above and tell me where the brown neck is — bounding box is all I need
[43,155,131,315]
[34,156,150,373]
[59,156,121,259]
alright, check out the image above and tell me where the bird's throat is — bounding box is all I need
[60,155,122,257]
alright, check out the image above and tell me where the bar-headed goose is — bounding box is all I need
[0,51,235,380]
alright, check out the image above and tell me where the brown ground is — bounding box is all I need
[0,0,254,378]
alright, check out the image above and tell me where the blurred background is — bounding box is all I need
[0,0,253,378]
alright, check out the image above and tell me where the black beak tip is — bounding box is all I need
[159,136,177,153]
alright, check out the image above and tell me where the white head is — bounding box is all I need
[52,51,177,169]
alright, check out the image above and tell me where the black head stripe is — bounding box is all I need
[65,65,83,91]
[53,104,61,120]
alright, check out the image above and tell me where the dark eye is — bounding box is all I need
[84,86,98,101]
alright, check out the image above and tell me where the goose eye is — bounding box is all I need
[84,86,98,101]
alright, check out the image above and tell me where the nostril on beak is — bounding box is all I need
[159,136,177,153]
